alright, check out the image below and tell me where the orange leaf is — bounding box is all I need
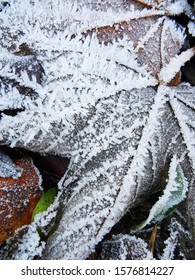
[0,156,42,245]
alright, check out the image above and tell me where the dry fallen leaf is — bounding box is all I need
[0,154,42,245]
[0,0,194,260]
[100,234,153,260]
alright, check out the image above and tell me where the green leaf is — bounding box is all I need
[31,187,57,222]
[132,158,188,232]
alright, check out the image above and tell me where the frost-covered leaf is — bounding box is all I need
[39,85,195,260]
[0,150,22,179]
[133,160,188,231]
[0,155,42,245]
[1,83,193,260]
[0,0,194,260]
[160,217,195,260]
[100,234,153,260]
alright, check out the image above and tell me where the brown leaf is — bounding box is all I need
[0,156,42,245]
[85,8,183,83]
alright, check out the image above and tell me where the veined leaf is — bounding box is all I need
[133,158,188,231]
[0,0,194,260]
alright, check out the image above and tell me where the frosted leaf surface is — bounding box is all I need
[101,234,153,260]
[132,159,188,231]
[0,0,194,259]
[0,156,42,245]
[0,0,190,151]
[40,85,195,259]
[0,151,22,179]
[161,218,194,260]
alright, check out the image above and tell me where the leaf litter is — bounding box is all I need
[0,0,195,259]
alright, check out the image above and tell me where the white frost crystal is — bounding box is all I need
[0,0,194,259]
[188,21,195,37]
[161,218,193,260]
[101,234,153,260]
[0,152,22,179]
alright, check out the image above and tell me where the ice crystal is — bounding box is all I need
[188,21,195,37]
[0,0,194,259]
[161,218,194,260]
[101,234,153,260]
[0,151,22,179]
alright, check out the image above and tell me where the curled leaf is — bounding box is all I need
[132,158,188,231]
[31,187,57,222]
